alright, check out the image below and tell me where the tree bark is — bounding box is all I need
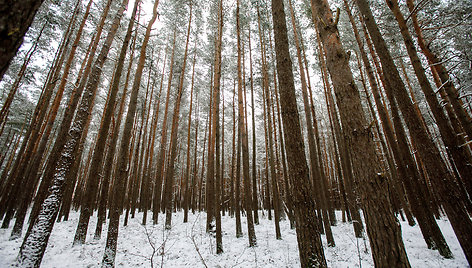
[356,0,472,264]
[16,0,129,265]
[0,0,46,81]
[310,0,411,266]
[101,1,159,266]
[271,0,327,266]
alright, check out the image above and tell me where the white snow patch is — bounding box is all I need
[0,211,468,267]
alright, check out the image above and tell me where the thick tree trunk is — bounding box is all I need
[271,0,327,266]
[356,0,472,264]
[310,0,411,267]
[0,0,46,81]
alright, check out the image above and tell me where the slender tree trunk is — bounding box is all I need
[163,3,192,230]
[236,0,256,246]
[183,38,197,223]
[73,0,139,245]
[247,28,259,225]
[230,82,236,218]
[153,30,177,224]
[101,1,159,266]
[190,104,200,214]
[16,0,129,266]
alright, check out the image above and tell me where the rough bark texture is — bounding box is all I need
[356,0,472,264]
[16,0,129,266]
[0,0,45,81]
[271,0,327,266]
[310,0,411,267]
[73,0,138,245]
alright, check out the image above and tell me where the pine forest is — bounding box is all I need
[0,0,471,267]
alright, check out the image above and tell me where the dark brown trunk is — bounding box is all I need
[73,0,139,245]
[0,0,46,81]
[310,0,411,266]
[271,0,327,266]
[356,0,472,264]
[101,1,159,266]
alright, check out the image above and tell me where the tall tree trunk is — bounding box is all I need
[183,39,198,223]
[271,0,327,266]
[236,0,256,246]
[230,82,236,218]
[153,30,177,224]
[356,0,472,264]
[163,3,192,230]
[310,0,411,267]
[140,38,165,225]
[315,24,364,237]
[101,1,159,266]
[247,28,259,225]
[16,0,129,266]
[73,0,139,245]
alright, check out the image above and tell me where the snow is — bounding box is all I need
[0,210,468,267]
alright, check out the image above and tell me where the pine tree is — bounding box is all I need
[271,0,327,266]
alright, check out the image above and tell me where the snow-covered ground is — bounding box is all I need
[0,210,468,267]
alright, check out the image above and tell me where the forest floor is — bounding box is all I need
[0,210,468,267]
